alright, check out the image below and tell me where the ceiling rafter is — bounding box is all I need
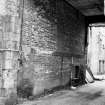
[65,0,103,16]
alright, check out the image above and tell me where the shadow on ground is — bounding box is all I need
[77,90,103,100]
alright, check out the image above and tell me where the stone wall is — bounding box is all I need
[18,0,86,96]
[0,0,20,96]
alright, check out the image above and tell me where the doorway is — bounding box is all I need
[87,23,105,75]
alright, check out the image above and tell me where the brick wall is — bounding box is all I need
[57,0,85,55]
[18,0,86,96]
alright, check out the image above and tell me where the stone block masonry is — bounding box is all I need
[0,0,21,97]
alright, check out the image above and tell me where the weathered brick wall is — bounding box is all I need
[19,0,86,96]
[57,0,85,55]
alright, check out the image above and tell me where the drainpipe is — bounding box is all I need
[19,0,24,52]
[18,0,24,81]
[60,56,63,85]
[71,56,73,87]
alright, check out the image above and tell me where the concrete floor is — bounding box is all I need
[17,79,105,105]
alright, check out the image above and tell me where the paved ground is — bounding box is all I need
[17,79,105,105]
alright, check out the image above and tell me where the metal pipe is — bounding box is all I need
[19,0,24,52]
